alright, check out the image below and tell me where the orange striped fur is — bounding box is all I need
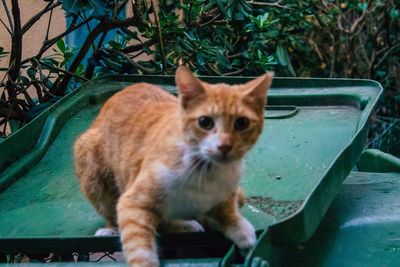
[74,67,273,266]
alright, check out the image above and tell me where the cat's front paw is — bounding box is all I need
[94,227,119,236]
[226,218,256,251]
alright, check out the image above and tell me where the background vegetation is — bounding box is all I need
[0,0,399,155]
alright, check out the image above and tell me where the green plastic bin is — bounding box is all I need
[284,149,400,266]
[0,75,382,266]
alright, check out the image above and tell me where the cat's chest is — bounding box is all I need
[161,162,243,220]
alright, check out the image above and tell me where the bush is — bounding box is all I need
[0,0,399,154]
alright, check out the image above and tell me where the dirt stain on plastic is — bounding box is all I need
[246,196,303,220]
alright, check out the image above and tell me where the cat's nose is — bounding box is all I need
[218,144,232,155]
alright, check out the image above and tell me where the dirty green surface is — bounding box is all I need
[0,104,103,237]
[0,76,381,259]
[284,170,400,267]
[243,105,360,222]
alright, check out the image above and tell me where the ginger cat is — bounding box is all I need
[74,66,273,266]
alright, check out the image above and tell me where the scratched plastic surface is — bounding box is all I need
[0,75,381,254]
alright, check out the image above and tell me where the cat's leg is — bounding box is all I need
[204,190,256,254]
[84,176,119,235]
[117,174,162,267]
[158,219,205,233]
[74,131,119,232]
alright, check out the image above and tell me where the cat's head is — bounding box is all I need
[175,66,273,164]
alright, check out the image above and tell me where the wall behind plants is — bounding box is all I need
[0,0,399,155]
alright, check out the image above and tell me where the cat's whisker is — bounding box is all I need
[197,161,206,191]
[187,159,202,178]
[199,159,213,191]
[182,156,205,186]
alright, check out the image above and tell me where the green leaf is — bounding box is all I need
[56,39,65,53]
[88,0,109,18]
[103,58,123,72]
[276,43,288,66]
[60,0,88,14]
[122,29,142,43]
[18,76,30,86]
[27,68,37,79]
[276,43,296,76]
[242,50,249,59]
[390,9,399,19]
[358,3,368,11]
[196,53,206,66]
[232,59,241,67]
[0,46,10,59]
[108,41,122,51]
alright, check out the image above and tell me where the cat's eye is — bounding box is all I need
[234,117,250,131]
[198,116,214,130]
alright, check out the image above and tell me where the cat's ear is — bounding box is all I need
[243,72,274,111]
[244,72,274,99]
[175,66,206,109]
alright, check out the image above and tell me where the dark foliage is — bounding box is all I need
[0,0,399,154]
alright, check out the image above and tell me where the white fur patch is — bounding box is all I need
[94,228,119,236]
[225,218,256,250]
[157,151,244,220]
[200,133,220,158]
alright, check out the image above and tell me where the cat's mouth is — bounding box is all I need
[209,153,236,165]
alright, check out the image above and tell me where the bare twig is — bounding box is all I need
[0,106,26,122]
[326,33,335,78]
[7,0,22,93]
[81,13,97,52]
[151,0,167,74]
[121,39,158,53]
[45,7,54,41]
[103,48,158,74]
[21,16,93,65]
[374,40,400,70]
[129,49,145,59]
[247,0,290,9]
[338,6,369,34]
[222,65,248,76]
[226,53,241,59]
[308,33,323,60]
[31,58,56,99]
[358,34,371,67]
[21,1,61,35]
[0,17,11,35]
[131,0,145,27]
[1,0,13,32]
[40,60,89,82]
[55,15,145,95]
[199,13,221,27]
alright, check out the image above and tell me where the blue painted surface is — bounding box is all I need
[65,10,126,67]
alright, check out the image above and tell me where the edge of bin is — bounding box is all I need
[0,75,384,244]
[268,78,383,244]
[358,149,400,173]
